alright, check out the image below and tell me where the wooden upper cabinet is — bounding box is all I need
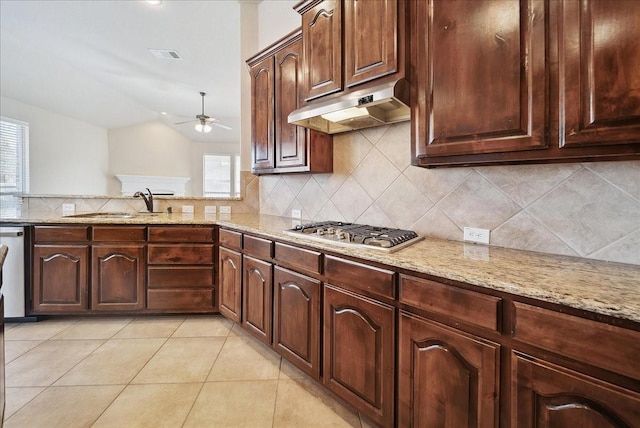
[559,0,640,148]
[248,30,333,174]
[297,0,343,101]
[344,0,399,88]
[275,40,307,169]
[250,55,275,171]
[412,0,548,159]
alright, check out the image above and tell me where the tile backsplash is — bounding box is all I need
[260,122,640,265]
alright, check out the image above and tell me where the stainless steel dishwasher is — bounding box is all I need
[0,226,28,320]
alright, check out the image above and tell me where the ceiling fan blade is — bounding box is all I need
[174,119,197,125]
[212,122,232,130]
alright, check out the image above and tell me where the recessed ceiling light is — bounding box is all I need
[146,0,162,5]
[160,112,167,115]
[148,49,182,60]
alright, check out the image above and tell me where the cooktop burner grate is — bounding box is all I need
[286,221,422,252]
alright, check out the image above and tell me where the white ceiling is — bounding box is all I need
[0,0,244,144]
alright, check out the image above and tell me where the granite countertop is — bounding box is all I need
[2,212,639,323]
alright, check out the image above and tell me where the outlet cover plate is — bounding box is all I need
[463,227,490,244]
[181,205,194,213]
[219,206,231,214]
[291,209,301,219]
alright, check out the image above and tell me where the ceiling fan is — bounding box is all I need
[174,92,231,132]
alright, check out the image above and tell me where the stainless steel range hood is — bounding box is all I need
[288,79,410,134]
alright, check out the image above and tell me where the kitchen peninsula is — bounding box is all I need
[2,210,639,427]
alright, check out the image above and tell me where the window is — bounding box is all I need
[0,117,29,217]
[203,154,240,198]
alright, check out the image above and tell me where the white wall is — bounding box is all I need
[108,121,239,196]
[0,96,109,195]
[257,1,300,49]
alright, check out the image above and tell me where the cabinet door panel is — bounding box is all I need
[273,267,320,380]
[344,0,398,87]
[275,38,307,169]
[92,245,145,311]
[323,284,394,427]
[512,352,640,428]
[32,245,89,312]
[413,0,547,158]
[218,247,242,323]
[398,311,499,428]
[301,0,343,100]
[250,56,275,171]
[242,255,273,344]
[559,0,640,147]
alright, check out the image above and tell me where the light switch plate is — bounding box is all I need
[181,205,194,213]
[62,203,75,213]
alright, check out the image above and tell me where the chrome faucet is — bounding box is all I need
[133,188,154,212]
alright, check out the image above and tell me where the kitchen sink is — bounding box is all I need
[65,212,160,219]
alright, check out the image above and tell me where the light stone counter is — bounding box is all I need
[2,212,639,323]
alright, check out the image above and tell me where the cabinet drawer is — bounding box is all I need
[324,255,395,300]
[33,226,89,242]
[148,226,214,243]
[147,267,214,288]
[147,244,214,265]
[93,226,146,242]
[274,242,321,275]
[243,234,272,260]
[512,302,640,380]
[147,289,214,311]
[399,274,501,332]
[219,228,242,250]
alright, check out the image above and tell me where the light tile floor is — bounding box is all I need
[3,316,367,428]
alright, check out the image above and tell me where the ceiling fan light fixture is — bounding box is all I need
[195,123,212,133]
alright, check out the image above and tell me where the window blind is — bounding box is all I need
[0,116,29,195]
[1,117,29,217]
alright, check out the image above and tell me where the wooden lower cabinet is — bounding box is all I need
[242,255,273,344]
[218,246,242,323]
[323,284,395,427]
[92,245,145,311]
[32,244,89,312]
[273,266,320,380]
[512,352,640,427]
[146,226,216,313]
[398,311,500,428]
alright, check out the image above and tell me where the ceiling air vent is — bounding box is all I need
[148,49,182,60]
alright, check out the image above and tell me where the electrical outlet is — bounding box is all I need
[204,206,216,214]
[291,209,301,219]
[219,206,231,214]
[463,227,490,244]
[62,203,75,213]
[181,205,194,213]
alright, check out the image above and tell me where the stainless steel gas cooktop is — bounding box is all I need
[283,221,423,253]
